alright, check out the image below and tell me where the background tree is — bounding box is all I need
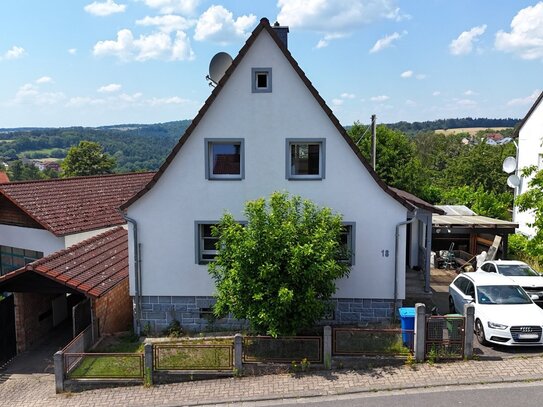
[515,166,543,260]
[61,141,116,177]
[208,192,350,336]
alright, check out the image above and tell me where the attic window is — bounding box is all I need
[252,68,272,93]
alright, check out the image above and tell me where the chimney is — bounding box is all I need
[273,21,289,48]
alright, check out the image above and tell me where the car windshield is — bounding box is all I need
[477,285,532,305]
[496,264,540,277]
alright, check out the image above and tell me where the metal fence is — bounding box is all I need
[64,352,144,379]
[242,336,322,363]
[425,315,465,360]
[332,327,413,356]
[153,343,233,371]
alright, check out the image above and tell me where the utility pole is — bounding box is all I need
[371,114,377,169]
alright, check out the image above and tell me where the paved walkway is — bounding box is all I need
[2,355,543,406]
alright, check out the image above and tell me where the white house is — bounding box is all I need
[513,90,543,237]
[121,18,436,333]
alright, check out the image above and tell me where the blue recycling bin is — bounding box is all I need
[399,307,416,349]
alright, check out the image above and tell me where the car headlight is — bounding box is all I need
[487,321,508,330]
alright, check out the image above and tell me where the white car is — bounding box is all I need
[449,272,543,346]
[477,260,543,306]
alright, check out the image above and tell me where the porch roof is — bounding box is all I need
[433,205,518,230]
[0,227,128,298]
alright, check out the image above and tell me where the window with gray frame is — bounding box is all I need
[195,222,219,264]
[0,246,43,276]
[252,67,272,93]
[286,139,325,180]
[205,139,244,180]
[338,223,355,265]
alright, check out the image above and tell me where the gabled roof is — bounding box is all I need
[0,227,128,298]
[120,18,413,212]
[0,172,154,236]
[389,187,445,214]
[513,90,543,137]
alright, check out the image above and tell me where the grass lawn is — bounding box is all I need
[67,354,143,379]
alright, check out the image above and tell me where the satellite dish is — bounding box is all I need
[502,156,517,174]
[207,52,233,85]
[507,174,520,188]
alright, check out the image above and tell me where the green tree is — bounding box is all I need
[515,167,543,259]
[439,185,511,220]
[348,122,429,199]
[61,141,116,177]
[208,192,350,336]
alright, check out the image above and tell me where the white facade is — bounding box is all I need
[514,94,543,237]
[127,27,409,303]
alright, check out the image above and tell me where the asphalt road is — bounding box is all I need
[254,381,543,407]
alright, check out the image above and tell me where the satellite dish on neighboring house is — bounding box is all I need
[507,174,520,188]
[502,156,517,174]
[206,52,233,86]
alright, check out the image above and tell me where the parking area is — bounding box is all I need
[428,268,543,359]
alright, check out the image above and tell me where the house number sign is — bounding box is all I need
[381,250,390,257]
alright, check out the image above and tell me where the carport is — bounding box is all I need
[0,227,132,355]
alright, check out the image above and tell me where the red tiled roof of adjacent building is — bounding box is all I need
[0,172,155,236]
[0,172,9,183]
[0,227,128,298]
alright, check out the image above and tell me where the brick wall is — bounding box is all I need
[0,195,44,228]
[93,278,132,334]
[14,292,56,352]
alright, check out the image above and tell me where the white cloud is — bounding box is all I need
[84,0,126,16]
[455,98,477,107]
[1,46,26,60]
[143,0,200,15]
[449,24,487,55]
[369,31,406,53]
[66,96,107,107]
[93,28,194,61]
[507,89,541,106]
[98,83,122,93]
[146,96,189,106]
[10,83,65,106]
[136,14,195,33]
[194,5,256,44]
[340,93,355,99]
[36,76,53,84]
[464,89,477,96]
[371,95,390,102]
[315,33,348,49]
[68,48,77,55]
[405,99,416,106]
[277,0,407,32]
[400,70,425,80]
[400,70,413,78]
[432,91,441,96]
[65,92,190,108]
[495,2,543,60]
[332,98,344,106]
[416,73,426,80]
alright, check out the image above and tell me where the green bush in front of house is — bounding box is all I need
[208,191,350,337]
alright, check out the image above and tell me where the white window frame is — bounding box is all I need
[286,138,326,180]
[205,138,245,180]
[195,221,220,264]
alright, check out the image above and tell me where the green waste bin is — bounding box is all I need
[398,307,415,349]
[444,314,463,340]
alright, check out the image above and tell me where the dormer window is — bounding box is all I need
[252,68,272,93]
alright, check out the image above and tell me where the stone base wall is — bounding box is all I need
[139,296,401,333]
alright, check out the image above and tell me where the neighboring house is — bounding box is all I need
[0,173,153,354]
[0,172,8,183]
[121,18,439,333]
[513,90,543,237]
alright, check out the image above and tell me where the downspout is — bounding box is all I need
[120,212,142,335]
[394,208,418,321]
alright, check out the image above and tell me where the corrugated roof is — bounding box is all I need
[0,227,128,298]
[433,214,517,228]
[435,205,476,216]
[0,172,155,236]
[120,18,414,213]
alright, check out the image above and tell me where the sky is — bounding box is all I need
[1,0,542,128]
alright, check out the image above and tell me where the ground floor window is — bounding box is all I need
[0,245,43,276]
[338,223,355,265]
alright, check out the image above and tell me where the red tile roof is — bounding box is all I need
[0,227,128,298]
[0,172,9,183]
[120,18,414,212]
[0,172,155,236]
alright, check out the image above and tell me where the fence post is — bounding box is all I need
[144,342,153,385]
[463,303,475,359]
[234,333,243,373]
[54,351,64,393]
[323,326,332,369]
[414,303,426,362]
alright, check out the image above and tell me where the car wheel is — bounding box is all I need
[448,296,456,313]
[475,319,488,346]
